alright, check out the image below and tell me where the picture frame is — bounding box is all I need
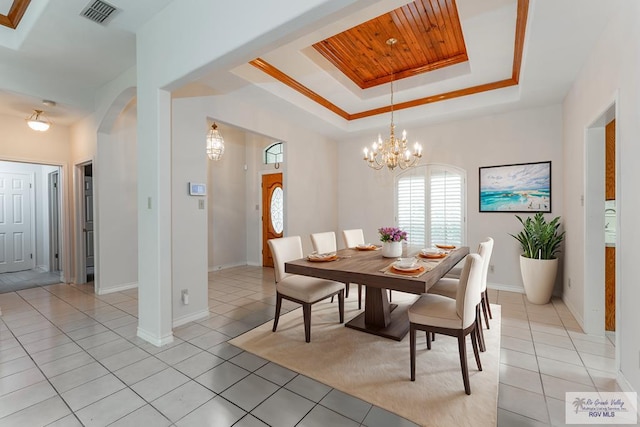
[479,161,551,213]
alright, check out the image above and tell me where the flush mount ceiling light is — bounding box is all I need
[206,122,225,160]
[26,109,51,132]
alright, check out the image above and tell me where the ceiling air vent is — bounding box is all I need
[80,0,118,25]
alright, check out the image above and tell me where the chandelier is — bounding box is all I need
[363,38,422,170]
[206,122,225,160]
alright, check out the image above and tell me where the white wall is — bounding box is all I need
[562,1,640,391]
[338,104,564,291]
[95,99,138,293]
[208,125,247,270]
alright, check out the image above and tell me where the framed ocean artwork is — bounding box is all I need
[479,161,551,213]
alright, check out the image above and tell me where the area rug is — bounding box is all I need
[229,293,501,427]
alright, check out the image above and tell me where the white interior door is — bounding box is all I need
[0,172,35,273]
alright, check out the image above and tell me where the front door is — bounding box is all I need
[262,173,283,267]
[0,172,35,273]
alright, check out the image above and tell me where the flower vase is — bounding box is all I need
[382,241,402,258]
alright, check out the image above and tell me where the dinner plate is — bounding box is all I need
[419,252,447,259]
[435,244,456,250]
[392,262,421,272]
[355,244,378,251]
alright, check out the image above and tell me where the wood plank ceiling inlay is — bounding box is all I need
[250,0,529,121]
[0,0,31,29]
[313,0,468,89]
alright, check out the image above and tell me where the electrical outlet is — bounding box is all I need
[568,278,572,288]
[489,265,495,273]
[181,289,189,305]
[198,199,205,210]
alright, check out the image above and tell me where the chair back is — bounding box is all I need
[455,253,483,329]
[310,231,337,253]
[268,236,303,283]
[477,237,494,292]
[342,229,365,248]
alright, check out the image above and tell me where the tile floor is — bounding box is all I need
[0,266,618,426]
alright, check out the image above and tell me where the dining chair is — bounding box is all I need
[341,229,366,309]
[268,236,345,343]
[409,253,484,395]
[311,231,353,301]
[427,237,494,352]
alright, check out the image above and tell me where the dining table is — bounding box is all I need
[285,245,469,341]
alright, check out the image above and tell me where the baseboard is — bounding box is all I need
[487,282,525,293]
[173,309,210,328]
[562,295,585,330]
[97,282,138,295]
[246,261,261,267]
[208,262,248,272]
[136,327,174,347]
[35,265,49,273]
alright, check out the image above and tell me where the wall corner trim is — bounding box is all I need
[136,327,174,347]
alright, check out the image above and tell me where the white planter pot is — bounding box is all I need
[381,241,403,258]
[519,255,558,304]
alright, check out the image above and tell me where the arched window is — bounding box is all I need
[264,142,284,165]
[396,164,466,247]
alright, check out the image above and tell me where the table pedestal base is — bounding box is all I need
[345,304,409,341]
[344,286,410,341]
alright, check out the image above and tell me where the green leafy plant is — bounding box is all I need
[510,213,565,259]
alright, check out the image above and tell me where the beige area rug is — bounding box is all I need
[230,293,501,427]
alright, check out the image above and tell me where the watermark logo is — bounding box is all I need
[566,392,637,424]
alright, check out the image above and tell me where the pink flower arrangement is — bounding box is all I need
[378,227,408,243]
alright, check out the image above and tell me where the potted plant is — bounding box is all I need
[510,213,565,304]
[378,227,407,258]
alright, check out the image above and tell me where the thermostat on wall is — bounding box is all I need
[189,182,206,196]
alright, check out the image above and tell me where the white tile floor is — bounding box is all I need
[0,266,617,426]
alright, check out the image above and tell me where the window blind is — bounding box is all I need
[397,174,426,247]
[429,168,463,246]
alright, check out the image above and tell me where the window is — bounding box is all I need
[264,142,283,164]
[396,164,466,247]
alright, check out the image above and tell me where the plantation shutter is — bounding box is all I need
[428,167,464,246]
[397,172,426,247]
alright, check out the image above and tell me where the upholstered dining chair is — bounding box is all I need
[341,229,366,309]
[427,237,494,351]
[311,231,353,302]
[408,253,484,395]
[268,236,344,343]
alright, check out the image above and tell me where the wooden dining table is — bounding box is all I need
[285,245,469,341]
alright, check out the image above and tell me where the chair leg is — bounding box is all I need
[272,293,283,332]
[457,332,471,395]
[426,330,432,350]
[481,294,490,329]
[484,290,493,319]
[357,284,362,310]
[475,305,486,352]
[410,324,416,381]
[345,283,350,299]
[389,290,392,302]
[471,328,483,371]
[338,290,345,324]
[303,303,311,343]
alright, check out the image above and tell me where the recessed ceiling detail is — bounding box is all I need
[250,0,529,122]
[0,0,31,29]
[312,0,468,89]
